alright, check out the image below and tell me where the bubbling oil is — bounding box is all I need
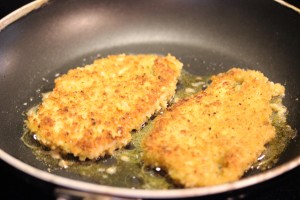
[21,70,296,189]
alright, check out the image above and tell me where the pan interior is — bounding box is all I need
[16,42,296,189]
[0,0,299,196]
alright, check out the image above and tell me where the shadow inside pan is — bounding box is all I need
[17,42,297,189]
[0,0,299,197]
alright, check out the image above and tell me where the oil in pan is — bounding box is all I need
[21,70,295,189]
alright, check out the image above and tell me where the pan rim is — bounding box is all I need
[0,0,48,31]
[1,149,300,198]
[1,0,300,198]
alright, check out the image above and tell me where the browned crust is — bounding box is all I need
[142,68,285,187]
[26,54,182,160]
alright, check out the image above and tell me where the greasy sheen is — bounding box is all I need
[142,68,285,187]
[26,54,182,160]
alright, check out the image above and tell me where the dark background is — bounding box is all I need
[1,0,300,200]
[1,0,299,19]
[1,0,34,18]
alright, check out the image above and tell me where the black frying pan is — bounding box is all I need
[0,0,299,199]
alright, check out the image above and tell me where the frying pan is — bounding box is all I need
[0,0,299,199]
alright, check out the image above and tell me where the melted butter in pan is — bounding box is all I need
[21,70,296,189]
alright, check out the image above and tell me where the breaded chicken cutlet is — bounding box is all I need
[26,54,182,161]
[142,68,286,187]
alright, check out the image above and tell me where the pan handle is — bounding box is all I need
[55,188,140,200]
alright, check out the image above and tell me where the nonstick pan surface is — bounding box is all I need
[0,0,299,199]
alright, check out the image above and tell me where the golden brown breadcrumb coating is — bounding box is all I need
[142,68,285,187]
[26,54,182,161]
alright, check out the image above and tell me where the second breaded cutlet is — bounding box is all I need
[26,54,182,161]
[142,68,285,187]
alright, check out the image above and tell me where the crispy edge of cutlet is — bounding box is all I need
[26,54,183,161]
[142,68,285,187]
